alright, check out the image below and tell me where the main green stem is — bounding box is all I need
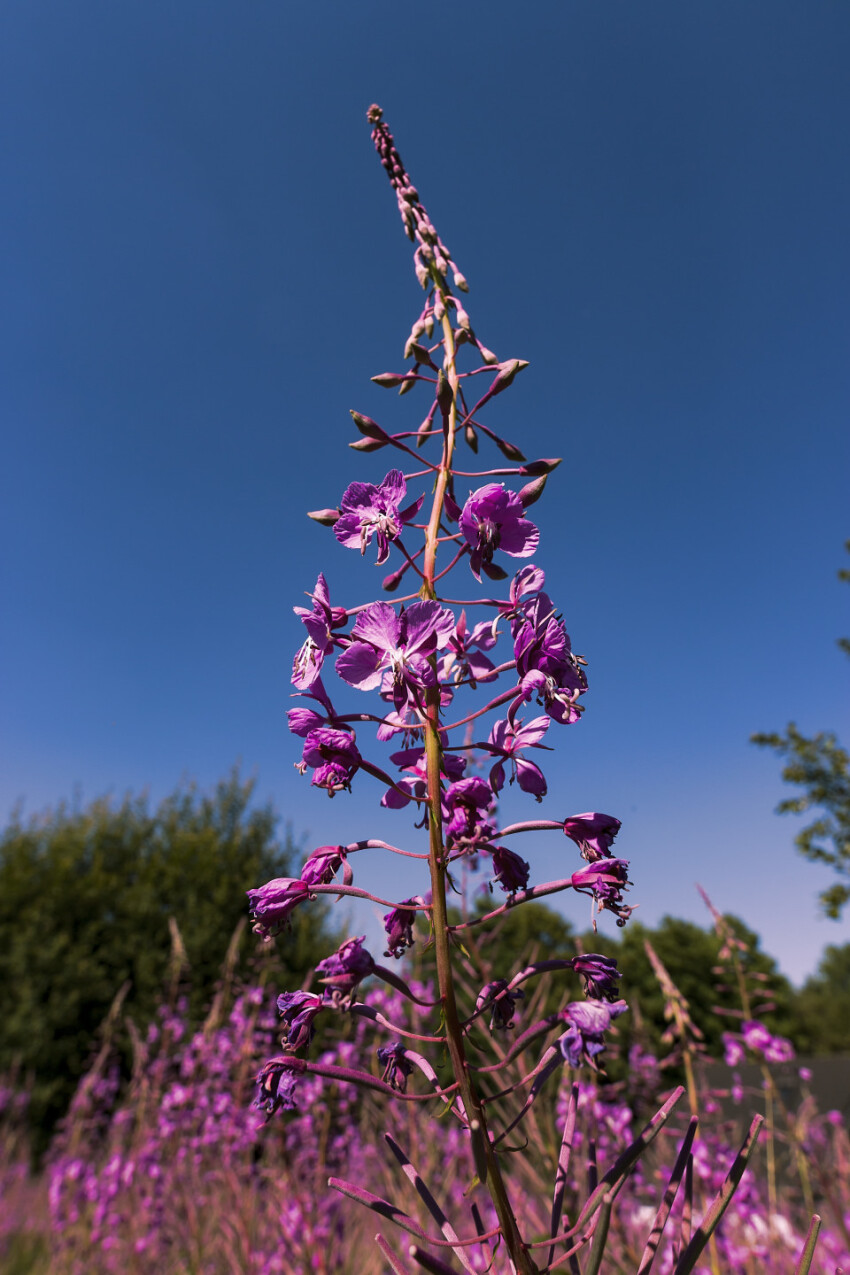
[420,301,538,1275]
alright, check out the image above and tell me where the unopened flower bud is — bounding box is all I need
[349,436,389,451]
[436,370,453,416]
[518,474,548,507]
[349,410,389,440]
[453,270,469,292]
[492,358,530,394]
[477,344,499,365]
[307,508,340,526]
[494,436,527,462]
[371,372,407,388]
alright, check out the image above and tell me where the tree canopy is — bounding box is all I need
[753,541,850,917]
[0,771,336,1149]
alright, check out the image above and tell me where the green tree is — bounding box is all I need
[0,771,334,1149]
[752,541,850,918]
[791,943,850,1054]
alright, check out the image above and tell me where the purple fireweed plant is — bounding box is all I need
[245,106,773,1274]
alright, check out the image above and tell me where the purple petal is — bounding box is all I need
[336,641,385,691]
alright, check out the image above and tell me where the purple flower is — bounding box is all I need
[246,877,310,939]
[723,1033,745,1067]
[459,484,539,581]
[377,1042,415,1093]
[333,469,423,565]
[316,936,375,997]
[380,746,465,810]
[383,897,423,958]
[570,954,622,1002]
[300,845,346,888]
[491,846,530,895]
[488,715,549,799]
[563,813,622,862]
[276,991,324,1051]
[476,979,525,1031]
[570,859,634,926]
[291,574,348,691]
[336,600,455,711]
[255,1058,299,1119]
[287,706,327,737]
[514,592,587,724]
[742,1021,795,1063]
[438,610,499,686]
[444,777,496,850]
[297,728,361,795]
[558,999,628,1069]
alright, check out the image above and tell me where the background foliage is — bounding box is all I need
[0,771,336,1152]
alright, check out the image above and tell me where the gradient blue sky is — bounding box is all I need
[2,2,848,983]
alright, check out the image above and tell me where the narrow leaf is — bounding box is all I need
[384,1133,478,1275]
[794,1214,822,1275]
[636,1117,698,1275]
[673,1115,764,1275]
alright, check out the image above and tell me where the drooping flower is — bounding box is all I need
[255,1058,300,1119]
[444,777,496,850]
[570,859,634,926]
[333,470,423,565]
[563,812,622,862]
[316,936,375,998]
[476,979,525,1031]
[246,877,310,939]
[380,745,466,810]
[514,592,587,725]
[276,991,324,1051]
[438,610,499,687]
[491,845,530,895]
[570,954,622,1002]
[377,1042,415,1093]
[300,845,346,888]
[383,897,423,958]
[291,574,348,690]
[558,999,628,1068]
[487,715,550,799]
[336,600,455,712]
[459,484,539,580]
[297,728,361,795]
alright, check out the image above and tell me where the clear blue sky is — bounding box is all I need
[2,2,848,983]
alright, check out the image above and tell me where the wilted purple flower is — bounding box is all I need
[570,859,634,926]
[300,844,346,888]
[276,991,324,1051]
[476,979,525,1031]
[377,1042,415,1093]
[570,954,622,1002]
[316,936,375,997]
[291,574,348,691]
[246,877,310,939]
[491,845,530,895]
[255,1058,299,1119]
[444,777,496,850]
[563,812,622,862]
[336,600,455,711]
[559,999,628,1069]
[383,897,423,958]
[333,469,423,565]
[297,728,361,795]
[459,484,539,580]
[438,609,499,686]
[488,715,549,799]
[514,592,587,724]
